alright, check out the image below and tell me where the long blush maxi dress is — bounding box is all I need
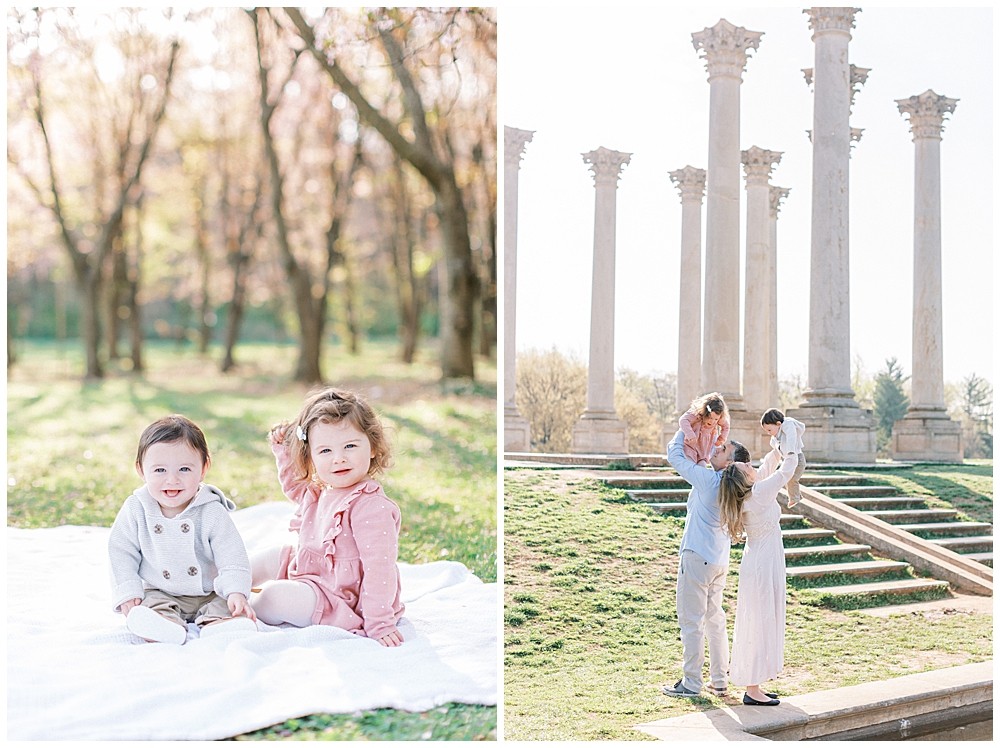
[727,449,799,687]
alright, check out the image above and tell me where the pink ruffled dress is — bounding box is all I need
[679,409,731,465]
[272,442,405,640]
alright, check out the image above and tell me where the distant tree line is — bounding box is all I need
[516,349,992,460]
[7,7,496,382]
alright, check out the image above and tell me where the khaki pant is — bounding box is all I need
[786,453,807,505]
[140,589,234,629]
[675,549,729,693]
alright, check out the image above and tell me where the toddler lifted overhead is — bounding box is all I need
[760,408,807,507]
[251,387,405,647]
[679,392,730,467]
[108,415,256,644]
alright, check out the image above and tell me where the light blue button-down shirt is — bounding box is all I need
[666,429,731,567]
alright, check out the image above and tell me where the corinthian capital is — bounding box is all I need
[896,90,959,141]
[850,65,871,109]
[504,126,535,169]
[769,186,791,218]
[582,147,631,186]
[691,18,763,82]
[668,166,707,203]
[804,7,860,38]
[741,146,782,186]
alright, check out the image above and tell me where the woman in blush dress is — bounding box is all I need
[718,446,799,705]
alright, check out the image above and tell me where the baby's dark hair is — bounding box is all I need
[280,387,391,483]
[136,415,210,467]
[761,408,785,427]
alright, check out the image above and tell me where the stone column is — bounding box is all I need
[768,185,791,412]
[741,147,782,422]
[572,147,631,455]
[691,18,763,420]
[892,90,963,462]
[503,126,533,453]
[666,166,706,451]
[788,7,875,463]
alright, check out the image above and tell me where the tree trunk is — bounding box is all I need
[473,141,497,358]
[126,195,145,374]
[390,157,421,364]
[7,314,15,368]
[286,9,477,379]
[77,269,104,380]
[106,228,127,360]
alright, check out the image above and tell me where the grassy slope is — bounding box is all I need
[7,340,497,741]
[503,469,993,741]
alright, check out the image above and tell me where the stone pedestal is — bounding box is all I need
[572,146,631,455]
[572,417,630,455]
[727,410,770,461]
[892,414,963,463]
[503,126,534,452]
[692,18,762,411]
[891,90,962,463]
[796,7,875,462]
[787,404,877,463]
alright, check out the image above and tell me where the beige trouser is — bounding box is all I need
[140,589,235,628]
[786,453,807,505]
[675,549,730,693]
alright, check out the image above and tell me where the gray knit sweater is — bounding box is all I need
[107,483,252,612]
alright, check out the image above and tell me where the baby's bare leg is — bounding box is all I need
[252,580,317,627]
[250,546,284,588]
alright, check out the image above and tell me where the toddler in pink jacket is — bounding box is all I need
[679,392,730,467]
[250,387,405,646]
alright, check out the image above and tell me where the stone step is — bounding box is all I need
[799,474,878,487]
[833,496,929,510]
[782,527,838,541]
[896,521,993,537]
[784,543,872,560]
[864,508,959,524]
[808,485,900,498]
[928,536,994,552]
[964,551,993,565]
[805,578,951,598]
[604,474,687,487]
[626,488,690,501]
[645,502,803,525]
[786,559,910,580]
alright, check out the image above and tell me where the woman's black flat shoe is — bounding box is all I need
[743,693,780,706]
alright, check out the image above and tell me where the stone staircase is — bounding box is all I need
[604,470,993,607]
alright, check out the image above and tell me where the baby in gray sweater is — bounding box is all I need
[108,415,257,644]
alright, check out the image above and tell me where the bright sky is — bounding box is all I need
[502,6,993,387]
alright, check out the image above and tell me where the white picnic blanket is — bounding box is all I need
[7,502,497,741]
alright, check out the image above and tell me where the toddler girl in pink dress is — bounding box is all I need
[679,392,730,467]
[250,387,405,646]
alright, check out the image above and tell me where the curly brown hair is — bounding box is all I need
[690,391,729,421]
[277,387,392,483]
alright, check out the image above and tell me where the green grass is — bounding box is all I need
[7,339,497,741]
[503,469,993,741]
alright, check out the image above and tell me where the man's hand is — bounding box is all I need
[228,592,257,622]
[120,598,142,617]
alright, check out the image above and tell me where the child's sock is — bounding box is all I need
[127,605,187,645]
[199,617,258,639]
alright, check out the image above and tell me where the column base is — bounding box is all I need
[726,409,770,461]
[572,415,629,455]
[892,415,963,463]
[786,404,876,463]
[504,409,531,453]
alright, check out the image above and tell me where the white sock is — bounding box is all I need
[199,617,258,639]
[127,605,188,645]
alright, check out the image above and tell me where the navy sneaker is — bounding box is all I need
[662,679,700,698]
